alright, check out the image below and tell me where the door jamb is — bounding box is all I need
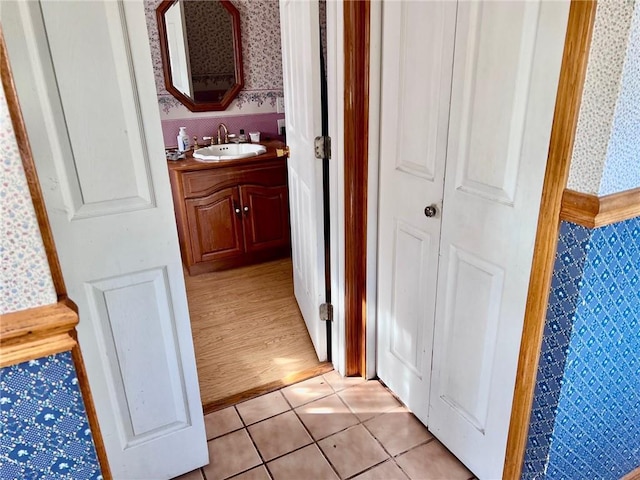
[343,0,370,377]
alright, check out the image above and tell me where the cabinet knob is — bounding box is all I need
[243,206,250,214]
[235,207,241,215]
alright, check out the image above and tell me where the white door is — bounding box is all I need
[279,0,327,361]
[164,0,193,98]
[429,2,569,479]
[376,1,569,479]
[376,1,457,423]
[1,2,208,479]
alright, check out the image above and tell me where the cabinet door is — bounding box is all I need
[186,187,244,263]
[240,185,291,253]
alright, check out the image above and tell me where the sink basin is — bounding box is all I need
[193,143,267,161]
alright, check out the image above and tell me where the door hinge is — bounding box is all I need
[319,302,333,322]
[314,136,331,160]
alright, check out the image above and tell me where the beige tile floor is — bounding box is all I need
[175,372,474,480]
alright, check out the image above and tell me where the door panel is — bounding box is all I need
[437,246,504,432]
[1,1,208,478]
[37,0,155,217]
[452,1,541,206]
[388,221,433,378]
[280,0,326,361]
[186,187,244,262]
[86,269,191,445]
[240,185,290,253]
[376,0,457,424]
[428,2,570,478]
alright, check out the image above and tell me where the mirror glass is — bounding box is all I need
[157,0,244,112]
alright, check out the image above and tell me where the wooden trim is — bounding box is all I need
[503,2,597,478]
[622,466,640,480]
[0,28,67,299]
[202,363,334,414]
[71,338,113,480]
[0,300,78,368]
[561,187,640,228]
[156,0,244,112]
[343,0,370,377]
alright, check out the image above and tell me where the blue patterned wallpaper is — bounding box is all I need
[0,352,103,480]
[523,218,640,479]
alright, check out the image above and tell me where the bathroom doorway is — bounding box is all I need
[172,0,333,412]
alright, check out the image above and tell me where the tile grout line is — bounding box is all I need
[202,376,425,480]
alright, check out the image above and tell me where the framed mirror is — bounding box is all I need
[156,0,244,112]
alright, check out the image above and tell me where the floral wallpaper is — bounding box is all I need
[0,71,57,315]
[144,0,283,116]
[184,1,235,78]
[599,2,640,196]
[567,0,636,195]
[0,353,102,480]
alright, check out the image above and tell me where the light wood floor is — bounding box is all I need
[184,257,321,406]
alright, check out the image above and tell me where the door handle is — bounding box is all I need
[276,146,290,158]
[424,204,438,218]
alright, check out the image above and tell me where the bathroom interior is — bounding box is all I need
[145,0,326,410]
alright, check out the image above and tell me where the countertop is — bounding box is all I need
[166,139,286,172]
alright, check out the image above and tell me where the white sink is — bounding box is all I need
[193,143,267,161]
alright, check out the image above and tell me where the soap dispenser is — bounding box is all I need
[177,126,190,152]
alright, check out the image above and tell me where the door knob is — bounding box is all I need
[424,205,438,218]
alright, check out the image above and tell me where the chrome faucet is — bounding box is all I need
[216,123,229,145]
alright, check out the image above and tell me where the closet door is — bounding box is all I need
[376,1,457,424]
[1,2,207,478]
[428,2,570,479]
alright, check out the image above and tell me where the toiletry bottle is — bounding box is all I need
[239,129,247,143]
[177,127,190,152]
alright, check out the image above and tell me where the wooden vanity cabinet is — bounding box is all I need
[169,155,291,275]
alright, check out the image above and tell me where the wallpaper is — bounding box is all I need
[523,219,640,479]
[567,0,635,195]
[0,72,57,315]
[184,0,235,78]
[599,3,640,196]
[144,0,283,117]
[0,352,102,480]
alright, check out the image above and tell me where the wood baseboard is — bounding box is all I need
[560,187,640,228]
[202,362,334,414]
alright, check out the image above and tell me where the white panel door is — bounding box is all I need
[1,1,207,478]
[428,2,570,479]
[376,1,457,423]
[279,0,326,361]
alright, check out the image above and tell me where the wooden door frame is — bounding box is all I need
[340,0,597,477]
[343,0,370,377]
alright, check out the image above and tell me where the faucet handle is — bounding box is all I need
[203,136,214,145]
